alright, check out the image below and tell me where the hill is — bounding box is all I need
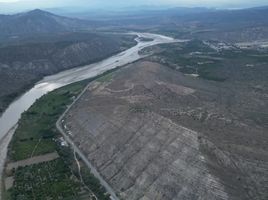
[0,9,94,38]
[88,6,268,42]
[0,9,137,114]
[63,60,267,200]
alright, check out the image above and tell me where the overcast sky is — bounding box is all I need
[1,0,268,13]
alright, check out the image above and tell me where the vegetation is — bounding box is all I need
[149,40,268,82]
[56,146,111,200]
[9,159,81,200]
[151,41,229,81]
[4,75,117,199]
[9,82,86,161]
[0,30,136,118]
[97,72,115,83]
[80,166,110,200]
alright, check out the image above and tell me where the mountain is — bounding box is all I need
[63,6,268,42]
[0,31,136,114]
[0,9,93,38]
[52,7,214,21]
[101,6,268,42]
[176,6,268,26]
[0,9,139,114]
[180,6,268,42]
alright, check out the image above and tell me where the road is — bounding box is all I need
[56,82,120,200]
[0,32,181,198]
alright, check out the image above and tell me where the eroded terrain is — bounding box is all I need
[64,61,268,200]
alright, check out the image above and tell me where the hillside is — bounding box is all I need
[92,6,268,42]
[63,60,267,200]
[0,9,95,38]
[0,8,139,114]
[0,31,136,113]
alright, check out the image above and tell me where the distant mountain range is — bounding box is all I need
[177,6,268,25]
[1,6,268,40]
[0,9,94,38]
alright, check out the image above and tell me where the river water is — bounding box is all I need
[0,32,179,194]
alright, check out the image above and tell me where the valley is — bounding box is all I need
[0,32,177,199]
[0,5,267,200]
[0,31,136,114]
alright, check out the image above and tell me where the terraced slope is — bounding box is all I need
[64,61,268,200]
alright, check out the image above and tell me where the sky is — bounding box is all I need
[1,0,268,13]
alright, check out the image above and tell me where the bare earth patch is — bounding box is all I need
[6,152,59,172]
[64,61,268,200]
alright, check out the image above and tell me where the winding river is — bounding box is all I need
[0,32,179,195]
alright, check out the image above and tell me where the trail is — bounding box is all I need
[73,149,98,200]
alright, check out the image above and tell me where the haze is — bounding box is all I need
[1,0,268,13]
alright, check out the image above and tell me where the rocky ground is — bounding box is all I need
[63,61,268,200]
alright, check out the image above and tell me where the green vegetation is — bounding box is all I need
[119,35,137,49]
[198,64,227,82]
[80,166,110,200]
[153,41,229,81]
[183,39,214,53]
[9,82,86,161]
[4,75,118,199]
[153,28,190,38]
[9,159,81,200]
[152,41,267,82]
[4,81,88,200]
[96,65,125,83]
[97,72,114,83]
[0,31,137,119]
[56,146,111,200]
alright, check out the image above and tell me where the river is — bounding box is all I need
[0,32,179,196]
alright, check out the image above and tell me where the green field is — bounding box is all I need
[9,82,86,161]
[4,78,112,200]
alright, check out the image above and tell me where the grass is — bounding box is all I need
[9,81,87,161]
[97,72,114,83]
[3,73,121,200]
[5,70,122,200]
[4,81,88,200]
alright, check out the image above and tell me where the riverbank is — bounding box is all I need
[0,33,137,117]
[2,78,113,199]
[0,32,178,199]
